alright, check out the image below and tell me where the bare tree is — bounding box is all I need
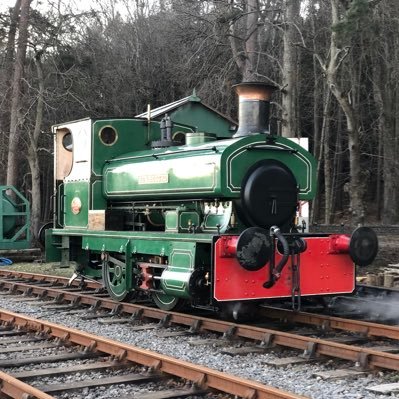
[0,0,395,231]
[228,0,261,81]
[371,0,399,224]
[0,0,22,184]
[314,0,364,224]
[7,0,31,189]
[281,0,300,137]
[26,51,44,241]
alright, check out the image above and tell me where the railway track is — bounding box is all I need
[0,308,305,399]
[0,270,399,375]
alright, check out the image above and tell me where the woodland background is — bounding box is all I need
[0,0,398,242]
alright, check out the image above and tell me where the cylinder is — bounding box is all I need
[329,234,350,253]
[233,82,277,138]
[160,269,191,299]
[219,236,239,258]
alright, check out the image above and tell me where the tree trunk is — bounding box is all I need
[393,29,399,223]
[371,51,396,223]
[322,91,332,223]
[310,6,320,224]
[228,0,260,82]
[27,53,44,243]
[316,0,364,224]
[0,0,22,185]
[281,0,300,138]
[242,0,259,82]
[312,86,331,223]
[377,23,399,224]
[4,0,22,80]
[7,0,31,189]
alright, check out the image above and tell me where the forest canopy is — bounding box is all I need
[0,0,398,241]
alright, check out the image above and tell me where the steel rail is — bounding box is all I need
[0,309,305,399]
[2,271,399,341]
[259,306,399,340]
[1,278,399,371]
[0,370,55,399]
[0,270,101,289]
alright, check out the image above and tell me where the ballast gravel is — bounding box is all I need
[0,294,398,399]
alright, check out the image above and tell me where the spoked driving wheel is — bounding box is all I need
[102,254,135,301]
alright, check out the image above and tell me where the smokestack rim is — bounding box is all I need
[233,82,278,101]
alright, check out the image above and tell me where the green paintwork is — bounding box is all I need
[159,241,195,298]
[64,181,89,228]
[103,146,223,199]
[164,202,229,234]
[47,96,318,307]
[45,229,62,262]
[50,227,204,299]
[136,93,236,139]
[0,186,30,250]
[222,136,316,199]
[50,229,210,253]
[179,211,200,232]
[103,134,316,201]
[165,210,201,233]
[74,229,211,255]
[91,180,106,209]
[2,196,15,234]
[54,118,195,229]
[171,102,234,138]
[91,119,194,176]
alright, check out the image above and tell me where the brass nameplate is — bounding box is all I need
[138,173,169,185]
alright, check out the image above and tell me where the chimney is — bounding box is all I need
[233,82,277,138]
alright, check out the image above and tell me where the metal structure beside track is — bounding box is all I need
[0,186,30,250]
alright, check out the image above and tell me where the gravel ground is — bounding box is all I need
[0,262,75,278]
[0,287,399,399]
[1,262,399,398]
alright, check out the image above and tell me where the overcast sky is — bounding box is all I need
[1,0,113,14]
[1,0,160,22]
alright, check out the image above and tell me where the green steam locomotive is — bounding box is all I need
[46,83,377,315]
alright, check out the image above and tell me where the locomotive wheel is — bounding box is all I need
[151,292,186,311]
[102,256,135,302]
[38,221,53,248]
